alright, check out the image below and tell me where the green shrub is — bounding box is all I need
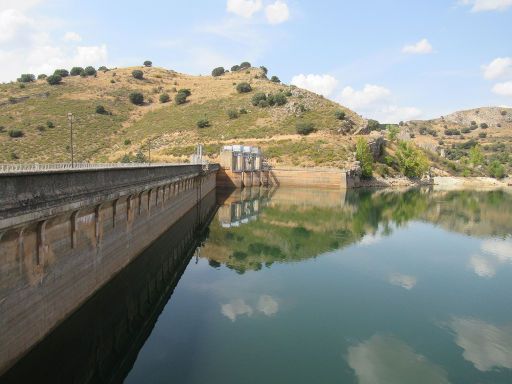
[132,70,144,80]
[227,109,239,119]
[231,65,240,72]
[395,141,429,178]
[236,82,252,93]
[178,89,191,96]
[175,92,188,105]
[95,105,107,114]
[211,67,225,77]
[469,145,484,166]
[240,61,251,69]
[84,66,96,76]
[387,125,400,141]
[36,125,45,132]
[70,67,84,76]
[260,66,268,75]
[239,108,248,114]
[267,94,276,106]
[480,123,488,129]
[479,132,487,138]
[461,127,471,134]
[98,66,109,72]
[251,92,267,106]
[143,60,152,67]
[470,120,477,126]
[501,110,507,116]
[19,83,25,89]
[356,137,373,178]
[270,75,280,83]
[296,122,315,135]
[124,139,131,145]
[419,126,428,135]
[17,74,35,83]
[273,92,287,106]
[197,118,210,128]
[285,90,292,97]
[37,74,47,80]
[488,160,505,179]
[46,75,62,85]
[444,128,460,136]
[258,99,269,108]
[47,121,54,128]
[335,110,346,120]
[110,79,115,84]
[79,70,86,77]
[159,93,170,103]
[54,69,69,77]
[129,92,144,105]
[367,119,380,131]
[8,129,23,138]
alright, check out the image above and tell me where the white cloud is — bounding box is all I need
[290,73,338,96]
[482,57,512,80]
[460,0,512,12]
[0,0,42,11]
[389,273,417,290]
[221,299,253,321]
[336,84,422,123]
[481,239,512,262]
[450,317,512,371]
[338,84,392,109]
[346,334,450,384]
[265,0,290,24]
[226,0,262,18]
[0,8,107,82]
[492,81,512,97]
[63,31,82,42]
[468,255,496,277]
[257,295,279,316]
[402,38,433,55]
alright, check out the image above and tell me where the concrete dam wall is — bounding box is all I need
[0,164,219,375]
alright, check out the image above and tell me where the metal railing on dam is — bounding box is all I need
[0,163,219,375]
[0,162,194,174]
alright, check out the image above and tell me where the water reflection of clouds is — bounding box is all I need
[221,295,279,321]
[468,238,512,278]
[450,317,512,371]
[389,273,417,290]
[346,334,450,384]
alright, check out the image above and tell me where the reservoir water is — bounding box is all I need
[5,187,512,383]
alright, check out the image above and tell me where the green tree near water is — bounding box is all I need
[395,141,429,178]
[356,137,373,178]
[469,145,484,166]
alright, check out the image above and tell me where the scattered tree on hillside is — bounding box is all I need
[8,129,24,138]
[132,70,144,80]
[46,75,62,85]
[84,66,97,76]
[37,74,47,80]
[335,110,346,120]
[270,75,280,83]
[175,91,188,105]
[54,69,69,77]
[296,122,316,136]
[236,82,252,93]
[129,92,144,105]
[178,88,191,96]
[356,137,373,178]
[387,125,400,141]
[367,119,380,131]
[70,67,84,76]
[197,118,210,128]
[159,93,170,103]
[17,74,35,83]
[260,66,268,75]
[212,67,225,77]
[240,62,251,69]
[95,105,108,114]
[480,123,488,129]
[488,160,505,179]
[144,60,152,67]
[227,109,239,119]
[98,66,109,72]
[469,145,484,166]
[252,92,267,106]
[231,65,241,72]
[395,141,429,178]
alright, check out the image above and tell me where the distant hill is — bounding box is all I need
[0,65,366,167]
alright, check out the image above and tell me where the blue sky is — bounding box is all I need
[1,0,511,122]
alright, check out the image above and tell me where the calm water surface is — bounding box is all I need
[124,187,512,384]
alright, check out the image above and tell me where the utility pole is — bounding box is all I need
[67,112,74,167]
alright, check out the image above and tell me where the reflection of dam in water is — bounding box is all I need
[1,189,218,383]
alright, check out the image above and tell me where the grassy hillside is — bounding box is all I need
[0,65,365,167]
